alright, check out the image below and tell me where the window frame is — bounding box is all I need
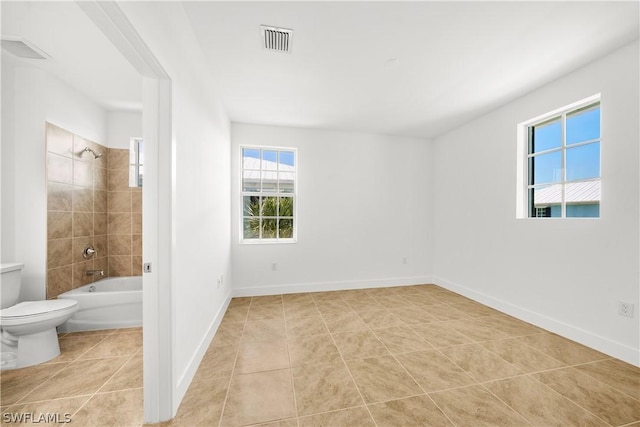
[239,145,298,244]
[516,94,601,219]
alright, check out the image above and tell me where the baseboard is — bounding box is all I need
[174,289,233,410]
[232,275,434,297]
[433,276,640,367]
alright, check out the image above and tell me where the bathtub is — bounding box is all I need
[58,276,142,332]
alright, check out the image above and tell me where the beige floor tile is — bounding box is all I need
[195,344,238,380]
[79,330,142,359]
[346,356,422,403]
[282,293,314,304]
[322,312,368,333]
[292,362,363,416]
[298,407,374,427]
[485,375,608,426]
[0,363,69,406]
[247,303,285,321]
[447,300,502,317]
[235,339,289,374]
[364,288,396,297]
[228,297,252,308]
[375,296,412,309]
[478,314,543,337]
[242,319,287,342]
[285,315,329,337]
[479,338,566,373]
[70,388,143,427]
[24,357,129,402]
[346,298,384,313]
[251,418,298,427]
[224,306,250,323]
[398,293,442,307]
[251,295,283,306]
[211,321,245,349]
[283,302,321,319]
[534,367,640,426]
[336,289,372,301]
[429,384,531,426]
[288,334,342,367]
[101,355,143,392]
[372,326,433,354]
[411,323,473,348]
[396,350,476,392]
[332,331,390,361]
[422,303,470,321]
[221,369,295,426]
[48,334,109,363]
[430,292,473,305]
[519,333,609,365]
[316,300,352,316]
[170,377,229,426]
[310,291,345,302]
[445,318,510,342]
[439,343,523,382]
[367,395,453,427]
[575,358,640,400]
[2,396,89,426]
[356,308,405,329]
[388,306,437,325]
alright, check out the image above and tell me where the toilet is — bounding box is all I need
[0,263,78,369]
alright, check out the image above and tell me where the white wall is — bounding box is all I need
[432,41,639,365]
[118,2,232,418]
[231,123,433,295]
[107,111,142,149]
[0,58,107,301]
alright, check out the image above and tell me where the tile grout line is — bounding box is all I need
[313,294,379,427]
[216,297,250,427]
[281,295,301,427]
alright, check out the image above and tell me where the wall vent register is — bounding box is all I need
[261,25,293,53]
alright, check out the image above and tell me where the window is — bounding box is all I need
[525,97,600,218]
[241,147,296,242]
[129,138,143,188]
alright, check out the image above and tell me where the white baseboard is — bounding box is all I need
[232,275,434,297]
[174,290,233,410]
[433,276,640,367]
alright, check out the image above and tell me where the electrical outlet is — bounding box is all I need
[619,301,634,318]
[217,275,224,288]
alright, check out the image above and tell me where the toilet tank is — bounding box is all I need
[1,263,24,309]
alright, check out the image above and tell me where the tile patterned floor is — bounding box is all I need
[2,285,639,427]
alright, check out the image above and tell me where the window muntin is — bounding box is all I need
[241,147,296,242]
[527,101,600,218]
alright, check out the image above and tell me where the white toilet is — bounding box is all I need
[0,263,78,369]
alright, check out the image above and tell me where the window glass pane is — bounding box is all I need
[279,172,294,193]
[261,171,278,192]
[531,119,561,153]
[279,197,293,217]
[242,171,260,192]
[279,151,295,169]
[262,150,278,170]
[567,203,600,218]
[262,219,277,238]
[529,185,561,217]
[530,151,561,185]
[279,219,293,238]
[566,142,600,181]
[262,196,278,216]
[243,218,260,239]
[243,148,261,169]
[243,196,260,216]
[567,106,600,145]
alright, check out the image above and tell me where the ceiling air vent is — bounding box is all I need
[1,37,49,59]
[261,25,293,53]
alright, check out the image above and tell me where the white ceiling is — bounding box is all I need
[183,1,639,138]
[1,2,638,139]
[1,1,142,112]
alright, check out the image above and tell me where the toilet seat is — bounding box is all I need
[1,300,78,324]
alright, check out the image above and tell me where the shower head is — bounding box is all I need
[80,146,103,159]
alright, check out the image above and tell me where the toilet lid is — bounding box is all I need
[0,300,78,319]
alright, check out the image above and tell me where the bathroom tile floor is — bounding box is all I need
[2,285,639,426]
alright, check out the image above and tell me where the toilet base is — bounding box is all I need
[0,328,61,369]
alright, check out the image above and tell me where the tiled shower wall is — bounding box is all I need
[46,123,141,299]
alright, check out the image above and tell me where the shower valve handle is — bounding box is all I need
[83,245,96,259]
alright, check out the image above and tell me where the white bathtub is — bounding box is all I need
[58,276,142,332]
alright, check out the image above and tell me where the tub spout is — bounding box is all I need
[86,270,104,276]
